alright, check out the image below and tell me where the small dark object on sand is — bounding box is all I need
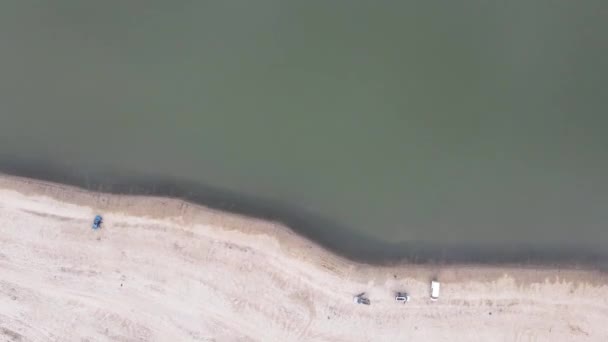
[92,215,103,230]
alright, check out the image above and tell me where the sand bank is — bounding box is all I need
[0,175,607,341]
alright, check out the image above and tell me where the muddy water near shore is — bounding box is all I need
[1,2,607,265]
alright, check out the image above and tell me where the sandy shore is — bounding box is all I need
[0,175,607,341]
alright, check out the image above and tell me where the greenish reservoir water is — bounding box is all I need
[1,1,607,263]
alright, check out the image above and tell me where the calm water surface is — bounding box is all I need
[1,1,607,262]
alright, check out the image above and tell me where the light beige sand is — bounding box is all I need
[0,175,607,342]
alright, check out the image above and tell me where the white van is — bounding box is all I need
[430,281,440,301]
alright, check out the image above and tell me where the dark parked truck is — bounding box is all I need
[353,293,370,305]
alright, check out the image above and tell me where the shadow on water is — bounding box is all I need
[1,156,607,269]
